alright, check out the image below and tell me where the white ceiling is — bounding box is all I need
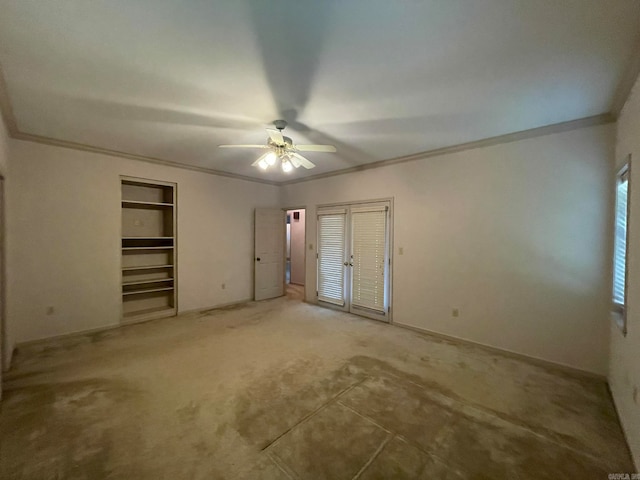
[0,0,639,183]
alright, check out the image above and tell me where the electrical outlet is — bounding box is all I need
[452,308,460,318]
[221,283,226,290]
[46,306,54,315]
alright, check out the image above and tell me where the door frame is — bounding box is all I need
[282,205,307,299]
[0,177,6,401]
[315,197,394,323]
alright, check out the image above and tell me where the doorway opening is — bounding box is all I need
[316,200,392,322]
[285,208,306,301]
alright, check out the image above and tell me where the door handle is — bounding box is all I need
[256,257,261,262]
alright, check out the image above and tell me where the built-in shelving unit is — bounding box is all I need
[121,177,177,322]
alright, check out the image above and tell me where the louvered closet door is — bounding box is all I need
[317,208,347,307]
[350,204,389,320]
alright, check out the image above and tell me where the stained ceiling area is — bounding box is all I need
[0,0,639,182]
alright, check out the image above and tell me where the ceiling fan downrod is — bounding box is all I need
[273,119,288,132]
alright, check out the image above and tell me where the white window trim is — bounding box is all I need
[612,158,630,336]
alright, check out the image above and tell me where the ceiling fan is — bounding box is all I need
[218,120,336,172]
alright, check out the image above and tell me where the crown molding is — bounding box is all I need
[611,34,640,118]
[5,111,618,189]
[279,113,615,186]
[0,62,618,188]
[11,131,280,186]
[0,64,18,136]
[0,64,279,186]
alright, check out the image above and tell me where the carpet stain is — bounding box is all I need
[1,379,144,480]
[0,294,632,479]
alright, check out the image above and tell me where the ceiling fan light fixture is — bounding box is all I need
[265,152,277,166]
[221,120,336,173]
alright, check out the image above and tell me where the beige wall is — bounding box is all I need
[6,140,279,347]
[2,119,618,380]
[0,113,8,391]
[611,75,640,467]
[283,124,614,375]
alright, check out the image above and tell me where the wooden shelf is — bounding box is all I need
[122,265,173,272]
[123,278,173,287]
[122,306,175,319]
[122,200,173,208]
[122,246,174,251]
[122,286,174,296]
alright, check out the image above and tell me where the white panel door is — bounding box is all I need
[254,208,285,301]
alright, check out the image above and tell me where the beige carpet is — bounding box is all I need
[0,288,633,479]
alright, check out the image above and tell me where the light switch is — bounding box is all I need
[398,247,404,255]
[309,243,313,250]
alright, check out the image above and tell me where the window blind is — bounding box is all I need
[317,211,346,306]
[613,170,628,306]
[351,207,387,313]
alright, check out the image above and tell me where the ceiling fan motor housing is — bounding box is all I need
[273,119,288,131]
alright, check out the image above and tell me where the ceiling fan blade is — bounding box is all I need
[218,144,269,149]
[295,144,337,153]
[266,128,285,145]
[289,155,301,168]
[291,152,316,169]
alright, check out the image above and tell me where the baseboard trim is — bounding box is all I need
[178,298,254,316]
[14,322,121,349]
[11,299,255,355]
[392,321,606,381]
[11,301,605,383]
[606,383,638,471]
